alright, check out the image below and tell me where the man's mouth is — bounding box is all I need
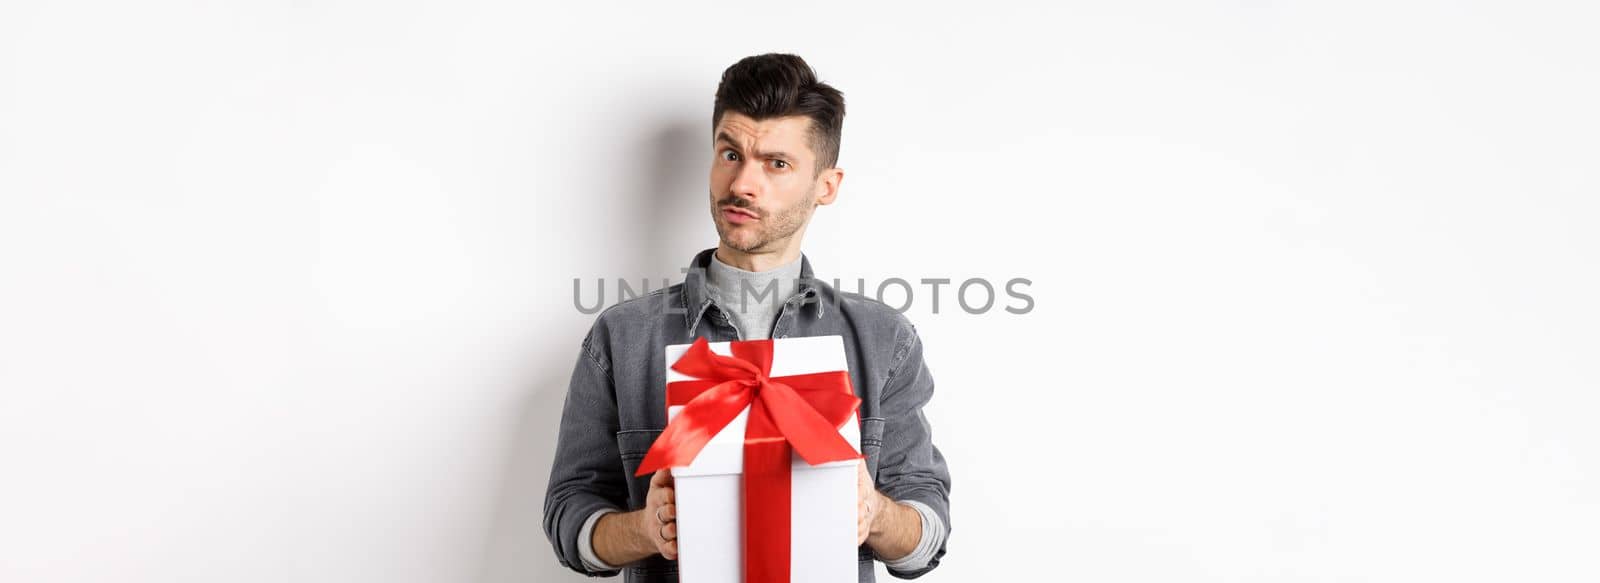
[721,206,759,225]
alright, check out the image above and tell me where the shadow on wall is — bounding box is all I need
[476,114,713,582]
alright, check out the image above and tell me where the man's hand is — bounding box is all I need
[857,459,888,545]
[857,458,922,560]
[642,468,679,560]
[593,468,678,566]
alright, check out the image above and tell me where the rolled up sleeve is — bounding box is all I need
[542,328,628,577]
[880,499,944,572]
[874,322,953,579]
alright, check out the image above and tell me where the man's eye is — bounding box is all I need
[720,150,738,161]
[771,159,788,169]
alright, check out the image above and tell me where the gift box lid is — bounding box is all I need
[664,335,861,478]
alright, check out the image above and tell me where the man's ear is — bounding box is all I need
[815,167,844,206]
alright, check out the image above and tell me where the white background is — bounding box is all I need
[2,2,1597,582]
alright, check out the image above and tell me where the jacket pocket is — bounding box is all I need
[860,416,886,477]
[616,429,664,498]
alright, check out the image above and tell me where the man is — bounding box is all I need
[543,53,951,582]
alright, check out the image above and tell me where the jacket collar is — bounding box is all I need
[683,247,825,335]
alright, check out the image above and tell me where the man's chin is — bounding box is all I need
[719,234,767,253]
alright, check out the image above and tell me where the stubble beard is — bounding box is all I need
[713,189,816,254]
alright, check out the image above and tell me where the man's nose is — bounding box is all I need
[730,158,764,199]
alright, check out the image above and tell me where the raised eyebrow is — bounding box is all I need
[715,132,792,160]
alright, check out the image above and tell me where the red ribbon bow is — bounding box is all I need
[635,336,861,583]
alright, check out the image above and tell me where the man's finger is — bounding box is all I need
[647,486,663,508]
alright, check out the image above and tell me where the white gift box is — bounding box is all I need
[663,335,861,583]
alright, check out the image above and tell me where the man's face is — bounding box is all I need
[708,112,837,254]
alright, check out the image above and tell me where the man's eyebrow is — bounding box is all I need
[715,131,793,160]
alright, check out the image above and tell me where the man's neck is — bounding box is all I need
[714,243,802,273]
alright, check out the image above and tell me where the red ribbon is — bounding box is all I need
[635,337,861,583]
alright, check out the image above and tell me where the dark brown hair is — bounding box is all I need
[712,53,846,175]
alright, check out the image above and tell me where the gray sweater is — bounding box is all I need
[704,251,803,340]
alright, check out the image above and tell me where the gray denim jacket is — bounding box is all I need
[543,248,952,582]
